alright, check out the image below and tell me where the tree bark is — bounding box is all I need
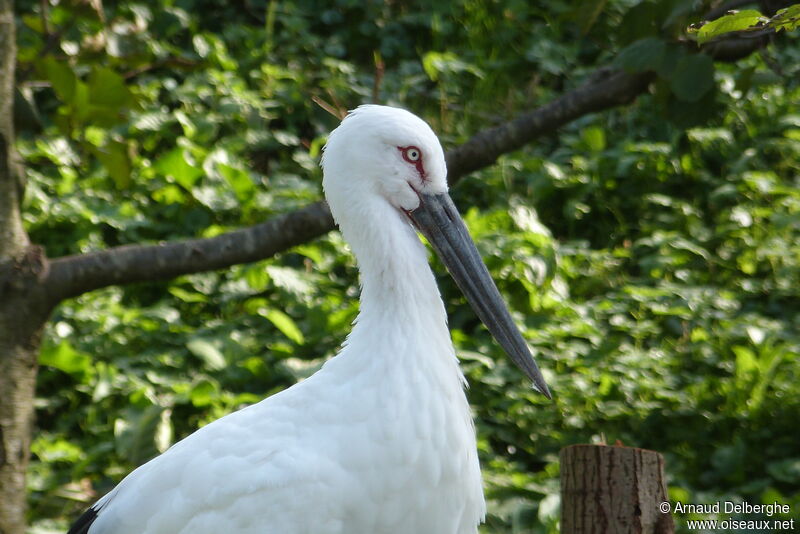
[45,201,335,302]
[560,444,674,534]
[0,283,50,534]
[0,2,49,534]
[0,0,25,258]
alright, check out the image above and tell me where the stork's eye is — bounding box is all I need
[402,146,422,163]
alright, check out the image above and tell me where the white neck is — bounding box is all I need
[331,197,463,385]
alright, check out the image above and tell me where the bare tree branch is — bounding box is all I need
[45,201,334,302]
[445,69,652,182]
[702,32,772,60]
[42,27,779,303]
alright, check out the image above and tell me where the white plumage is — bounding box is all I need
[68,105,548,534]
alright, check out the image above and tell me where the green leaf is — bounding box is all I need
[696,10,766,44]
[71,79,90,121]
[218,163,256,202]
[39,340,92,375]
[187,338,227,370]
[189,378,218,407]
[733,345,758,381]
[293,244,324,265]
[422,51,483,81]
[93,140,132,189]
[260,308,305,345]
[582,126,606,152]
[40,56,76,103]
[154,147,203,189]
[773,5,800,32]
[87,67,133,110]
[655,44,685,79]
[615,37,666,73]
[168,286,209,303]
[22,14,45,33]
[244,267,270,291]
[31,436,84,463]
[669,54,714,102]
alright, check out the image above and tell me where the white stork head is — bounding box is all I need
[321,105,551,398]
[321,104,448,217]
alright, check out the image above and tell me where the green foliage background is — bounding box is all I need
[14,0,800,532]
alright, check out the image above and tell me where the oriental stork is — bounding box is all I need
[67,105,550,534]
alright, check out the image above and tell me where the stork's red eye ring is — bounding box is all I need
[398,145,427,181]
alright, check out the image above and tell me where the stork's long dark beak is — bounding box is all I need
[407,192,551,399]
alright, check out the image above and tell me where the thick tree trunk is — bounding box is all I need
[560,444,674,534]
[0,1,47,533]
[0,298,48,534]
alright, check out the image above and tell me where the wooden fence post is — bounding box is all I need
[560,444,674,534]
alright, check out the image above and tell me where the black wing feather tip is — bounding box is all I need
[66,505,99,534]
